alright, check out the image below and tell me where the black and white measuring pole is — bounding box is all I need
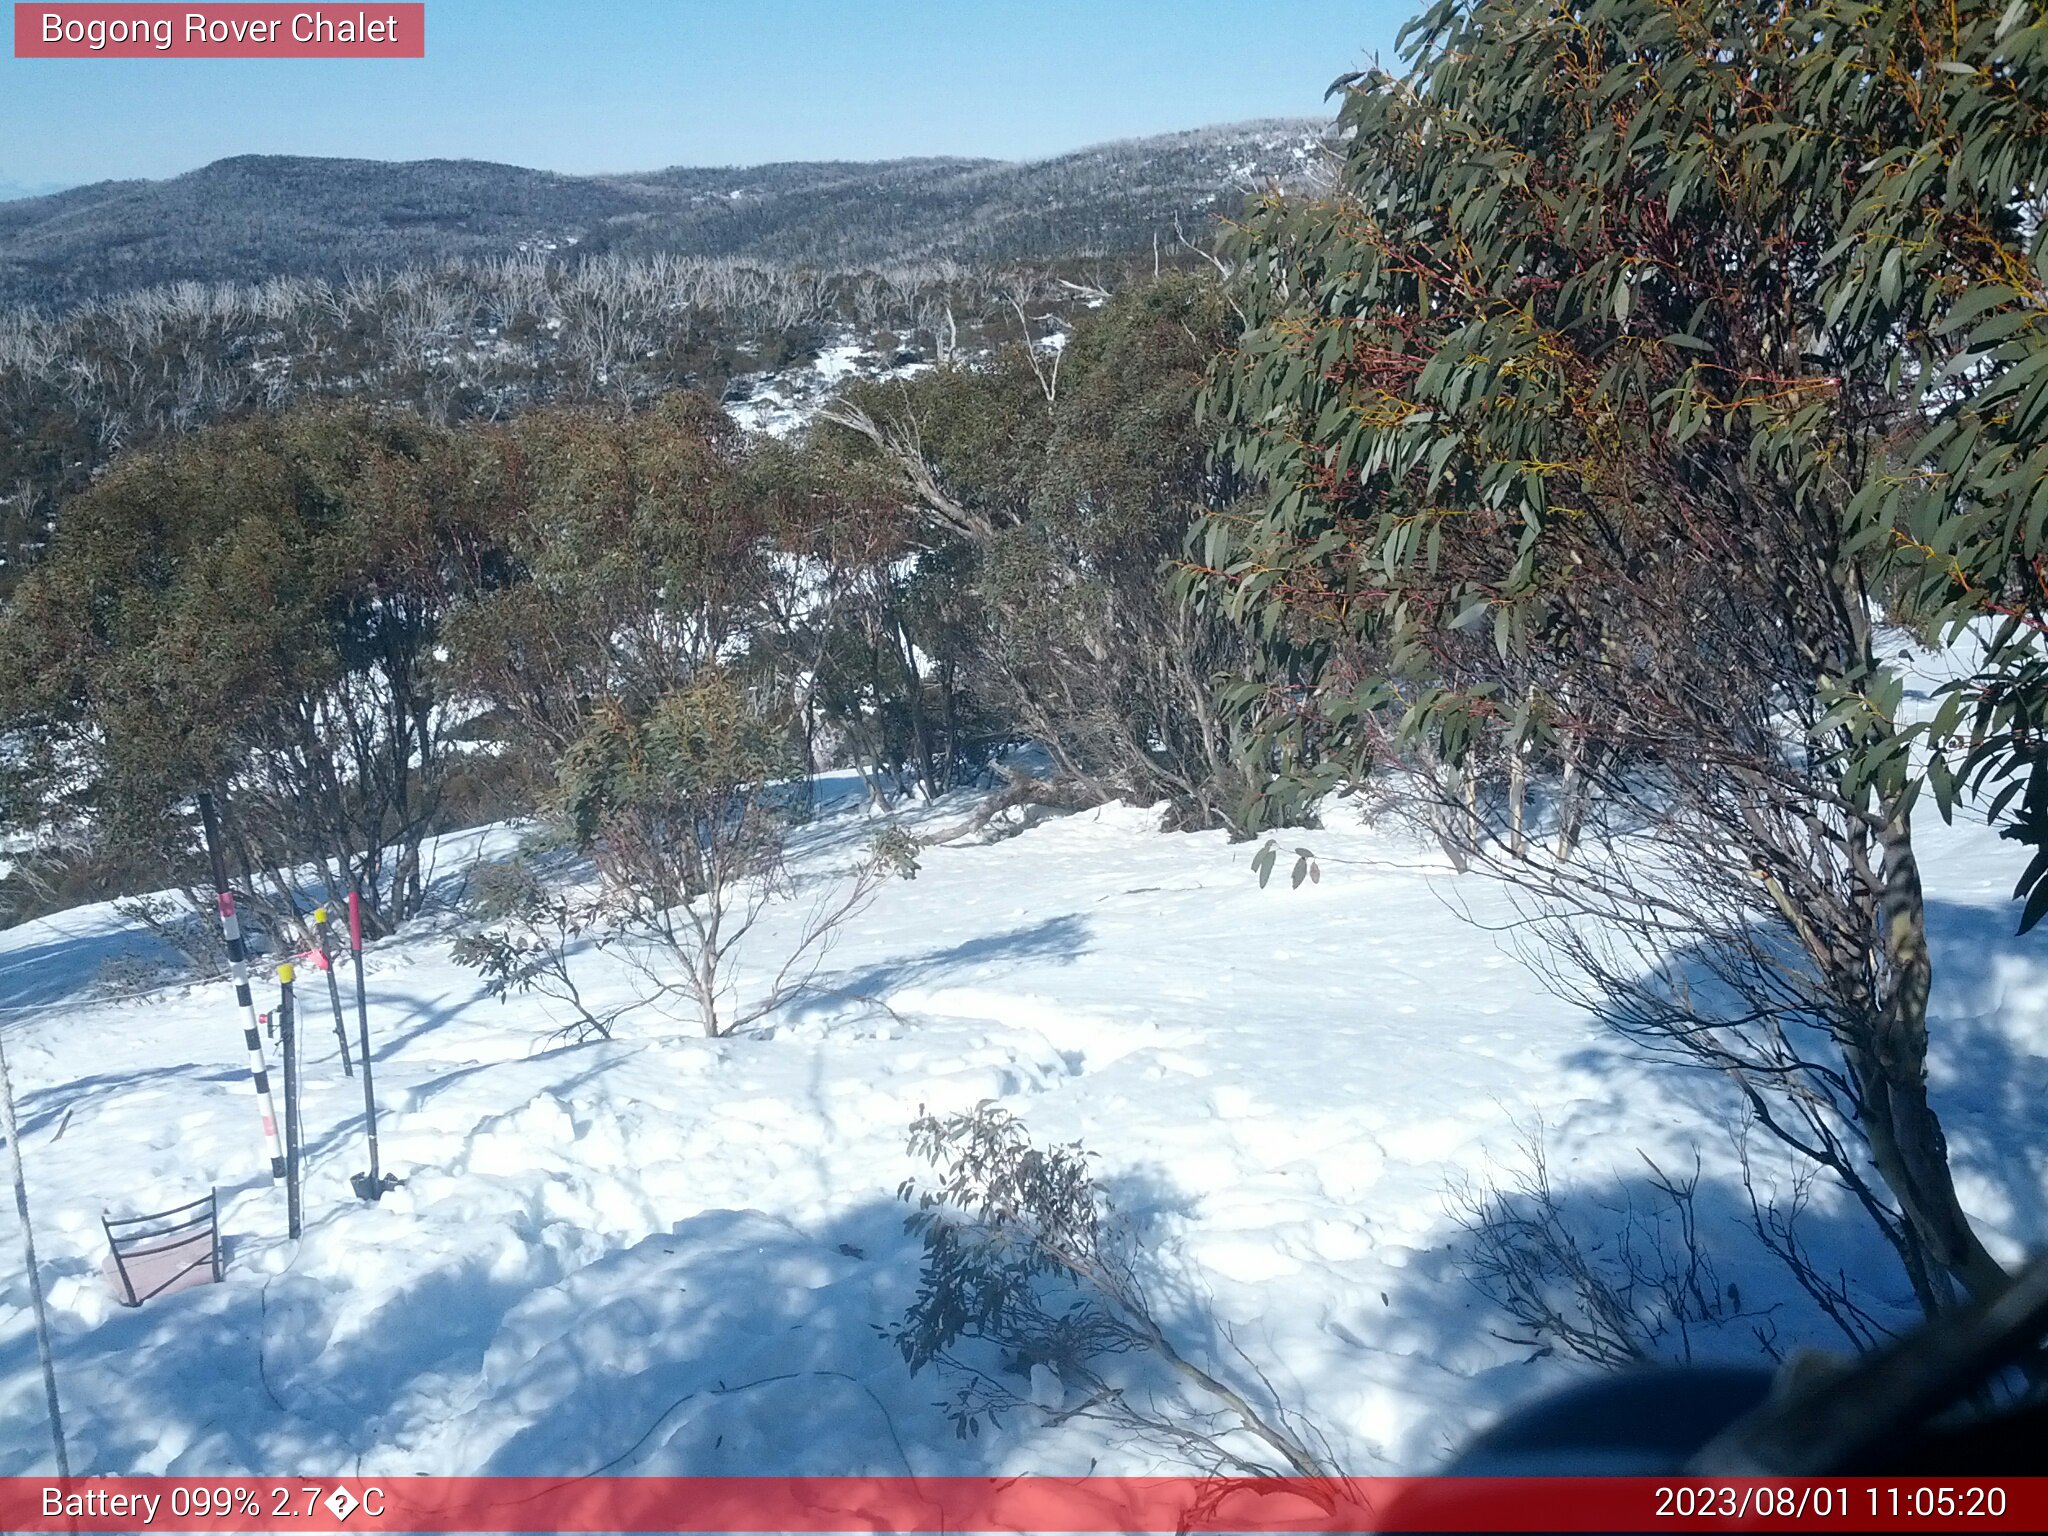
[196,792,287,1186]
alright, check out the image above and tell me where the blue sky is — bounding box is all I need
[1,2,1411,189]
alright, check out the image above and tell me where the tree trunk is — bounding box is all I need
[1849,802,2011,1308]
[1425,753,1473,873]
[1555,731,1587,862]
[1508,745,1528,858]
[893,616,938,799]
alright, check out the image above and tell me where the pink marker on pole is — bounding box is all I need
[310,906,352,1076]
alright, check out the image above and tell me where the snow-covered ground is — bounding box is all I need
[724,341,931,438]
[1,773,2043,1478]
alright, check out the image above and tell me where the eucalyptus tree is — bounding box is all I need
[1197,0,2048,1316]
[821,275,1258,828]
[0,404,500,935]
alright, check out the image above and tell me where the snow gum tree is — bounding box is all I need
[819,276,1261,829]
[557,670,791,1036]
[1197,0,2048,1317]
[0,404,502,936]
[445,394,915,1036]
[444,393,779,763]
[739,428,1003,806]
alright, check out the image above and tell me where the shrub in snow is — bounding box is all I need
[112,893,231,981]
[92,947,187,1000]
[451,858,618,1045]
[894,1102,1335,1480]
[1450,1133,1775,1369]
[558,671,920,1036]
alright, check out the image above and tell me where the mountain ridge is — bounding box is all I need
[0,118,1332,308]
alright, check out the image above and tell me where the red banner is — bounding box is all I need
[13,4,424,58]
[0,1476,2043,1532]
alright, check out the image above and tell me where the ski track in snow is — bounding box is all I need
[1,781,2043,1477]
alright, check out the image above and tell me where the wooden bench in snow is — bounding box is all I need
[102,1190,222,1307]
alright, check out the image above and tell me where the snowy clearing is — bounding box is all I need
[1,779,2043,1477]
[723,342,931,439]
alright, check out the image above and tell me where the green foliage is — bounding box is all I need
[893,1102,1336,1476]
[748,428,1003,800]
[1250,841,1320,890]
[818,275,1261,827]
[1939,641,2048,930]
[894,1101,1132,1438]
[445,393,774,762]
[1197,0,2039,1312]
[867,824,923,881]
[545,666,820,1038]
[556,670,800,872]
[1202,0,2048,862]
[0,402,499,929]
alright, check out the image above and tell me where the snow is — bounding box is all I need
[1,774,2044,1478]
[724,340,930,439]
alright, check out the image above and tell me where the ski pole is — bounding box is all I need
[348,887,384,1198]
[312,906,354,1077]
[197,792,286,1186]
[278,963,302,1240]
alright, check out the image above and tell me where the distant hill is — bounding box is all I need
[0,120,1332,308]
[0,178,76,203]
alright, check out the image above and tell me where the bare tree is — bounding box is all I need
[556,673,920,1038]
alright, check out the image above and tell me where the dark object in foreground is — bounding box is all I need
[347,886,398,1202]
[352,1169,402,1200]
[313,904,355,1078]
[1439,1252,2048,1479]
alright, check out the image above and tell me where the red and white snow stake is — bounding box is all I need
[196,793,287,1186]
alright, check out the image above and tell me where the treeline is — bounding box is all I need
[0,252,1136,595]
[0,274,1250,940]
